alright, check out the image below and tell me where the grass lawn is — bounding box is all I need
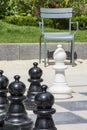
[0,20,87,43]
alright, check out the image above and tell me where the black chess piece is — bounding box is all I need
[0,70,9,128]
[24,62,43,110]
[5,75,33,130]
[33,85,57,130]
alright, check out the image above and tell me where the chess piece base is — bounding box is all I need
[49,84,72,99]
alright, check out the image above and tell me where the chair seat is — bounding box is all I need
[44,32,74,40]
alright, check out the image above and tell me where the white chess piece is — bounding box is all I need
[49,44,72,99]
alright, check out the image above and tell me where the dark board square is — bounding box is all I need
[53,112,87,125]
[56,101,87,111]
[29,112,87,125]
[80,92,87,96]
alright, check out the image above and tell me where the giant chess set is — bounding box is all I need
[0,45,87,130]
[0,61,57,130]
[0,44,67,130]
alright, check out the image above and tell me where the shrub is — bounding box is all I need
[44,19,53,28]
[72,2,87,16]
[72,15,87,30]
[3,15,39,26]
[0,0,9,18]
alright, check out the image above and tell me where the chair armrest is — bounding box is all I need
[71,21,79,34]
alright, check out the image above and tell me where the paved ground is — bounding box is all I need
[0,59,87,130]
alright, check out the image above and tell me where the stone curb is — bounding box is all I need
[0,43,87,60]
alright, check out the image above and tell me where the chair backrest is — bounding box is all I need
[40,8,73,32]
[40,8,72,19]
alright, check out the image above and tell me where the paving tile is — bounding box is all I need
[53,112,87,125]
[80,92,87,96]
[56,101,87,111]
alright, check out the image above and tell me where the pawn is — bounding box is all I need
[5,75,33,130]
[24,62,43,110]
[33,85,57,130]
[0,70,9,128]
[49,44,72,99]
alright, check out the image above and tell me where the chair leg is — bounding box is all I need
[71,40,74,67]
[39,35,42,63]
[44,39,47,67]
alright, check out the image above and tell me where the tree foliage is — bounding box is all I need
[0,0,9,18]
[1,0,87,17]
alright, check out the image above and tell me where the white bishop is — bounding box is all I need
[48,44,72,99]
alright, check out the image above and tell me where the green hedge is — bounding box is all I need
[44,15,87,30]
[3,15,39,26]
[72,15,87,30]
[3,14,87,30]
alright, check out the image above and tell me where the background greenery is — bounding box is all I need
[0,0,87,43]
[0,0,87,30]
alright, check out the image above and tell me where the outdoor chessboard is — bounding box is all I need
[28,87,87,130]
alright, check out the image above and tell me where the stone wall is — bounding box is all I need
[0,43,87,60]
